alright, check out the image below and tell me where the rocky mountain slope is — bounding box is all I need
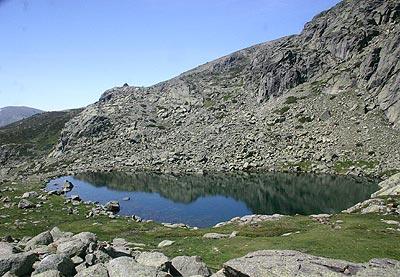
[50,0,400,176]
[0,106,43,127]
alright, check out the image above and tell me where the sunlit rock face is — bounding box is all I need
[52,0,400,175]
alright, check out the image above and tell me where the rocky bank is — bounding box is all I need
[1,228,400,277]
[344,172,400,215]
[0,167,399,276]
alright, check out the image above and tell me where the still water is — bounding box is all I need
[47,172,377,227]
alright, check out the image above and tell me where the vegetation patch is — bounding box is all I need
[283,161,313,172]
[223,93,232,101]
[294,161,312,171]
[334,160,379,173]
[274,106,290,115]
[310,80,328,94]
[285,96,298,104]
[298,116,314,124]
[0,109,81,159]
[380,169,400,178]
[203,98,216,109]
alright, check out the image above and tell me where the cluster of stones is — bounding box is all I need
[344,198,399,215]
[47,181,125,219]
[0,228,212,277]
[344,173,400,215]
[2,230,400,277]
[213,214,284,228]
[309,214,345,231]
[85,201,122,219]
[47,180,74,195]
[1,189,47,211]
[1,186,16,209]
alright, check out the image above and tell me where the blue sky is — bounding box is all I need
[0,0,340,111]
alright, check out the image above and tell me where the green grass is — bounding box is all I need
[0,109,81,159]
[285,161,313,171]
[1,181,399,270]
[284,96,298,105]
[334,160,379,174]
[380,169,400,178]
[223,93,232,101]
[203,99,216,109]
[273,106,290,115]
[298,116,314,124]
[309,79,331,95]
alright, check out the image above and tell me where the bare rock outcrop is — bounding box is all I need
[219,250,400,277]
[47,0,400,176]
[372,172,400,197]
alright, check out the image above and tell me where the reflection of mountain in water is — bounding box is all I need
[75,172,377,215]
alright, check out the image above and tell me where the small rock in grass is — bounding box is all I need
[203,233,229,239]
[22,191,38,199]
[18,199,35,209]
[158,240,175,248]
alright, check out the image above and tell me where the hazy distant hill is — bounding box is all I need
[0,109,82,168]
[0,106,44,127]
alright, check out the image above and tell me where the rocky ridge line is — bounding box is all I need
[46,0,400,177]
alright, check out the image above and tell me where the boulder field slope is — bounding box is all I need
[50,0,400,175]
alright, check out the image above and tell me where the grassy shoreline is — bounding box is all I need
[1,180,399,270]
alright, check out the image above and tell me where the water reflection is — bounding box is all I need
[47,172,377,227]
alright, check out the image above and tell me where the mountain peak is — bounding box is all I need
[49,0,400,176]
[0,106,44,127]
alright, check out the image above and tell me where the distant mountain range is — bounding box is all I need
[0,106,44,127]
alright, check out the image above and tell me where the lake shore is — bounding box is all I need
[1,173,399,272]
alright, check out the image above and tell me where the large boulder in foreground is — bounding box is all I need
[0,242,21,256]
[33,254,76,276]
[171,256,211,277]
[0,252,37,276]
[372,173,400,197]
[56,239,87,257]
[33,270,62,277]
[220,250,400,277]
[71,232,97,245]
[106,256,169,277]
[25,231,53,251]
[136,252,170,271]
[75,263,109,277]
[56,232,97,257]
